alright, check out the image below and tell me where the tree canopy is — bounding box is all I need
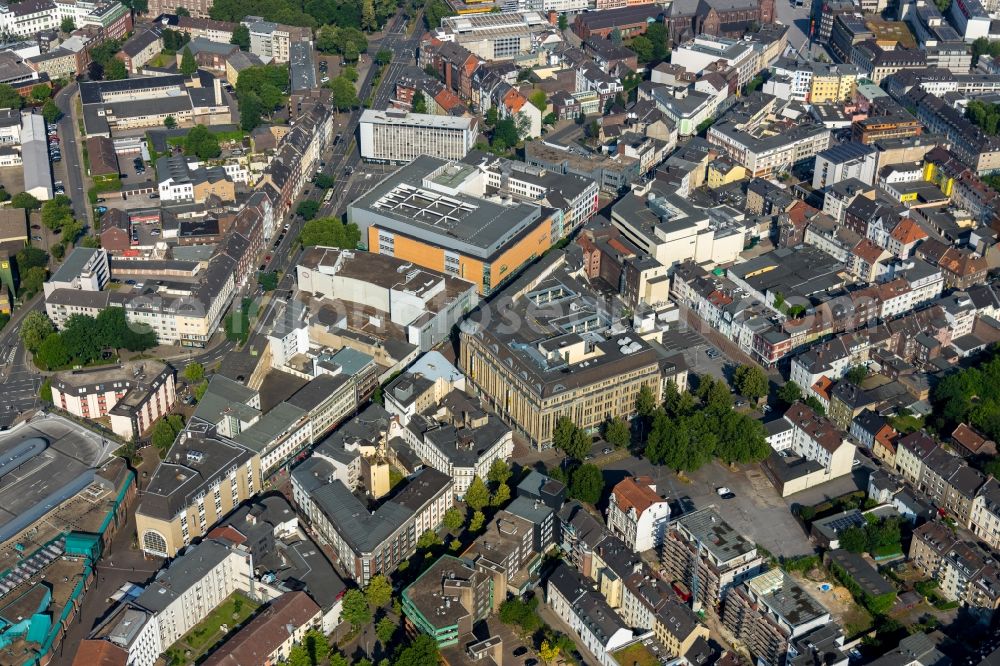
[0,84,24,110]
[733,364,768,402]
[31,308,156,370]
[298,218,360,248]
[568,463,603,504]
[329,75,360,111]
[235,64,288,130]
[464,476,490,512]
[604,416,631,449]
[553,416,590,460]
[932,345,1000,439]
[230,24,251,50]
[183,125,221,159]
[340,589,371,630]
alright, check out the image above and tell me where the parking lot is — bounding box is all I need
[597,454,816,559]
[660,326,732,386]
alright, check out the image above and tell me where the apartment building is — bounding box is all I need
[547,563,636,666]
[723,569,845,666]
[893,431,987,526]
[401,555,493,647]
[393,384,513,497]
[813,142,878,190]
[51,361,176,441]
[133,538,255,648]
[908,89,1000,173]
[202,592,322,666]
[909,521,1000,623]
[117,27,163,74]
[156,156,236,203]
[460,252,667,449]
[81,606,161,666]
[764,402,857,496]
[708,119,831,178]
[606,476,671,553]
[243,17,312,64]
[971,478,1000,551]
[359,109,478,164]
[349,156,556,296]
[291,466,454,585]
[670,34,758,89]
[42,247,109,298]
[135,423,262,557]
[661,508,765,611]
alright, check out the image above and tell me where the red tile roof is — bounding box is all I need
[202,592,321,666]
[611,477,663,517]
[72,641,128,666]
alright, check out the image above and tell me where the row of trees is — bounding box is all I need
[21,309,156,371]
[210,0,397,31]
[14,246,48,299]
[316,25,369,60]
[965,99,1000,136]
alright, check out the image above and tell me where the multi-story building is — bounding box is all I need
[243,17,311,64]
[297,246,478,353]
[156,156,236,203]
[291,466,454,585]
[670,34,758,89]
[909,521,1000,623]
[177,16,237,42]
[0,0,58,37]
[460,252,667,449]
[393,386,512,497]
[401,555,493,647]
[51,361,176,440]
[606,476,671,553]
[148,0,212,17]
[82,605,161,666]
[813,142,878,190]
[433,11,557,61]
[547,562,636,666]
[133,538,256,648]
[970,478,1000,550]
[908,89,1000,173]
[359,110,478,164]
[117,27,162,73]
[708,119,831,178]
[724,569,844,666]
[763,402,858,496]
[42,246,109,298]
[201,592,322,666]
[661,508,765,611]
[135,422,262,557]
[348,155,557,296]
[663,0,774,45]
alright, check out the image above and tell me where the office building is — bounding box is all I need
[359,109,478,164]
[432,12,556,61]
[460,251,668,449]
[348,155,557,295]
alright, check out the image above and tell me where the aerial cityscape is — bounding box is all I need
[1,0,1000,664]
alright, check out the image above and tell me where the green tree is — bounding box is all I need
[287,644,311,666]
[465,475,490,511]
[330,75,360,111]
[313,173,335,189]
[424,0,454,29]
[183,362,205,383]
[183,124,221,159]
[442,506,465,531]
[469,509,485,532]
[104,58,128,80]
[42,100,62,124]
[163,115,177,129]
[529,89,546,111]
[365,574,392,608]
[34,333,69,370]
[839,526,868,553]
[362,0,377,30]
[376,49,393,65]
[846,365,869,385]
[151,419,178,453]
[636,384,656,418]
[553,416,589,459]
[175,6,190,15]
[416,529,442,549]
[604,416,631,449]
[733,364,768,401]
[629,35,653,62]
[394,635,440,666]
[60,16,75,32]
[558,12,568,30]
[777,380,802,406]
[30,85,51,102]
[486,458,511,485]
[411,90,427,114]
[340,589,371,630]
[304,630,330,665]
[297,200,321,220]
[194,381,208,401]
[490,482,510,507]
[11,192,40,210]
[341,66,359,82]
[298,217,361,248]
[20,312,55,352]
[804,395,826,415]
[0,84,24,109]
[568,464,603,504]
[493,117,519,147]
[375,617,396,646]
[20,266,47,298]
[39,378,52,402]
[645,21,670,62]
[230,24,251,50]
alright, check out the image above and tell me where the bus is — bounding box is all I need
[323,189,334,204]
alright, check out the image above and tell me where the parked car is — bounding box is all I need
[150,229,160,236]
[30,224,40,230]
[31,235,41,241]
[259,263,267,271]
[95,206,108,214]
[602,446,612,454]
[513,648,528,657]
[96,198,106,203]
[125,280,136,285]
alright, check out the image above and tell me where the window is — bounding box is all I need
[143,530,168,556]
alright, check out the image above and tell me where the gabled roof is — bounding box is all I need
[610,477,663,517]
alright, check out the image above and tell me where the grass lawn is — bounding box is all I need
[613,643,660,666]
[170,591,259,660]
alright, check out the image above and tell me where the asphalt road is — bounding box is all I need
[54,83,89,225]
